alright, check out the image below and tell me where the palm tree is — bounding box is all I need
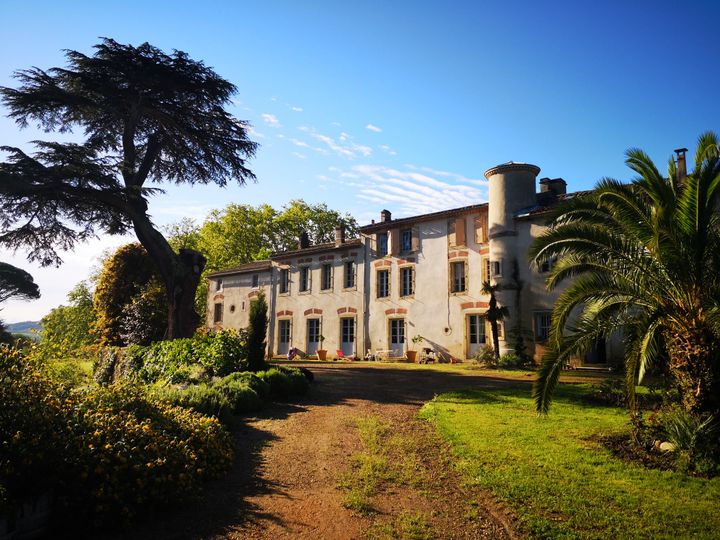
[529,132,720,415]
[481,281,509,361]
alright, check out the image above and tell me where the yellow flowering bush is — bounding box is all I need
[0,346,67,501]
[0,347,233,528]
[62,382,233,523]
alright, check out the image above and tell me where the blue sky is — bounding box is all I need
[1,0,719,321]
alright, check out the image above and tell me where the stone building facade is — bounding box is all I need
[206,162,619,364]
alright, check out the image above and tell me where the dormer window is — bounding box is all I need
[215,279,223,292]
[251,273,259,288]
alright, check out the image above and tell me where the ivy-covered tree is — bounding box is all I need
[247,290,268,371]
[0,38,257,339]
[93,243,166,346]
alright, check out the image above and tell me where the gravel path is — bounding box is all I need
[103,363,527,540]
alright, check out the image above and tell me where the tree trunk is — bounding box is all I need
[490,319,501,361]
[129,204,206,340]
[666,323,720,416]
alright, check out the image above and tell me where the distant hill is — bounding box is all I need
[6,321,41,335]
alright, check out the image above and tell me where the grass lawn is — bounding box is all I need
[420,383,720,539]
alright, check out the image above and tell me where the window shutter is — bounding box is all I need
[455,217,466,246]
[411,226,420,252]
[412,267,416,295]
[390,229,400,256]
[474,216,484,244]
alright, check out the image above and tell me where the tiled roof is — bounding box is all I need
[271,237,363,259]
[359,203,489,233]
[206,259,272,278]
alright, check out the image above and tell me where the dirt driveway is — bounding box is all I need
[105,363,529,540]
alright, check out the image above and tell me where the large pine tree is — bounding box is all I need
[0,39,257,338]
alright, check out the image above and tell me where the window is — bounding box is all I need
[344,261,355,289]
[251,273,259,288]
[451,261,466,293]
[321,263,332,290]
[400,266,414,297]
[213,302,223,323]
[491,259,503,277]
[307,318,321,344]
[215,279,223,292]
[482,257,490,284]
[535,312,552,341]
[377,232,388,257]
[468,315,486,344]
[278,319,291,345]
[401,229,412,252]
[389,319,405,347]
[474,216,486,244]
[299,266,311,292]
[377,269,390,298]
[279,268,290,294]
[341,318,355,344]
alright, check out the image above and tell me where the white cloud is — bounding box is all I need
[261,113,281,127]
[309,130,373,160]
[292,152,307,160]
[379,144,397,156]
[366,123,382,133]
[331,164,488,218]
[291,106,303,112]
[290,138,309,148]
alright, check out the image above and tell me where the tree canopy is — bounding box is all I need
[0,38,257,338]
[37,281,94,358]
[167,199,359,317]
[0,262,40,304]
[530,132,720,416]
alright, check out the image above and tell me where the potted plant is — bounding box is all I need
[406,334,424,362]
[316,335,328,361]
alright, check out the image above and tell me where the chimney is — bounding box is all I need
[334,224,345,247]
[380,209,392,223]
[539,177,567,196]
[675,148,688,182]
[298,231,310,249]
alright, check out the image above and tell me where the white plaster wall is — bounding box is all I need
[206,271,272,330]
[272,249,364,359]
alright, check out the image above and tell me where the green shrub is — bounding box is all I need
[161,374,266,419]
[257,366,309,399]
[497,352,526,369]
[220,379,263,413]
[194,329,248,375]
[221,371,270,400]
[133,330,248,384]
[159,383,233,420]
[473,347,496,366]
[651,406,720,475]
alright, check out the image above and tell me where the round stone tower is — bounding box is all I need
[484,162,541,355]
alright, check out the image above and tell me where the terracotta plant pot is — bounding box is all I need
[406,350,418,362]
[316,349,328,361]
